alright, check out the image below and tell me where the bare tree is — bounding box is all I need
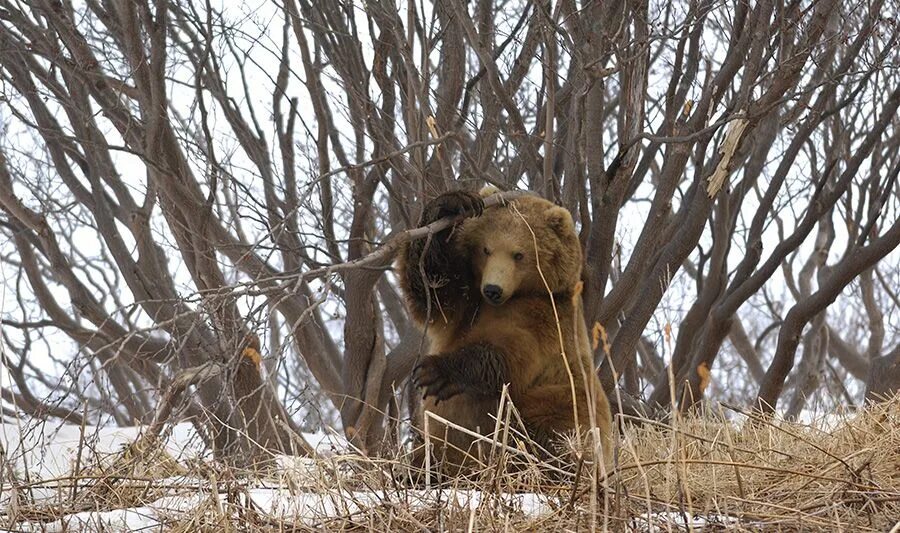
[0,0,898,458]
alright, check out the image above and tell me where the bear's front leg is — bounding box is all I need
[413,343,509,404]
[398,191,484,325]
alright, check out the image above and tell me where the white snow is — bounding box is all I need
[18,504,172,532]
[0,420,346,482]
[8,485,556,532]
[629,510,745,532]
[0,420,553,531]
[1,419,762,531]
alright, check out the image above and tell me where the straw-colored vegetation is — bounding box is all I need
[3,396,897,532]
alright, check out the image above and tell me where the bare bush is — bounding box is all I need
[0,0,898,455]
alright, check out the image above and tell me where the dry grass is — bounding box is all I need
[613,398,900,531]
[2,396,898,532]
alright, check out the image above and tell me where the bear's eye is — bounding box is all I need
[513,252,524,261]
[483,246,491,256]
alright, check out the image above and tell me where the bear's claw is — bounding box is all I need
[421,190,484,225]
[413,358,464,404]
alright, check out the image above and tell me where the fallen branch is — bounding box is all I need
[143,362,224,444]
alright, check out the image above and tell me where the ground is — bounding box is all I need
[1,397,897,531]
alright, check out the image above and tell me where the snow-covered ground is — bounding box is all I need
[8,484,556,532]
[0,420,555,531]
[0,420,203,480]
[1,411,869,531]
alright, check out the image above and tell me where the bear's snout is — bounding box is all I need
[482,284,504,304]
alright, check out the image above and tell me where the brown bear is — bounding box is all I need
[397,188,613,475]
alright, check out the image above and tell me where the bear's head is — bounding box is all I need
[460,193,582,305]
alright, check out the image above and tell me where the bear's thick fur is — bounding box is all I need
[398,188,613,474]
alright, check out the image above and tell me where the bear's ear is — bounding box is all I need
[544,205,575,236]
[479,184,501,198]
